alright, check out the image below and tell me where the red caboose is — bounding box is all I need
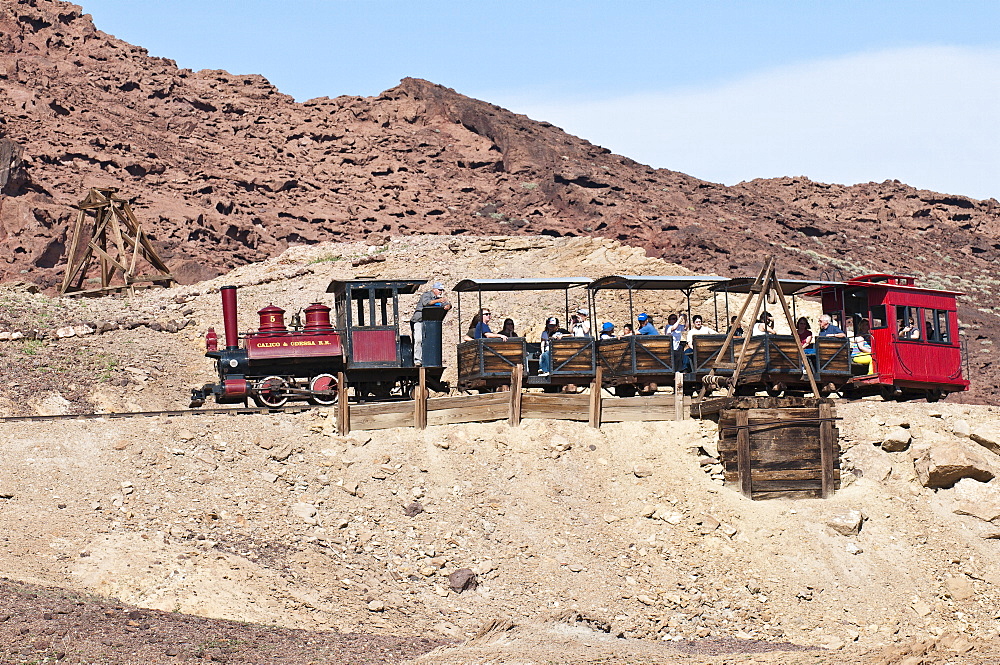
[815,274,969,401]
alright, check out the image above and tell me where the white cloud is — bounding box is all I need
[499,47,1000,200]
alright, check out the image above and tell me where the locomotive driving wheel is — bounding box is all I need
[253,375,288,408]
[308,373,338,406]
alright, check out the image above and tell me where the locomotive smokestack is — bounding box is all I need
[221,285,239,349]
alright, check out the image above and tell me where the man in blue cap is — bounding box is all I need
[411,281,451,366]
[599,321,617,339]
[637,313,657,335]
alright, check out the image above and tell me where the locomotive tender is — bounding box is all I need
[190,279,447,408]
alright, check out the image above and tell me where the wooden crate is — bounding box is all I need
[717,399,839,500]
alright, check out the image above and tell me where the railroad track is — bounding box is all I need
[0,405,324,424]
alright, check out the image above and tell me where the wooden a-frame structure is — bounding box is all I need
[59,188,174,296]
[701,256,821,398]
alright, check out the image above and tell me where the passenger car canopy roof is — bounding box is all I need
[453,277,591,292]
[588,275,727,291]
[709,277,844,296]
[326,279,426,298]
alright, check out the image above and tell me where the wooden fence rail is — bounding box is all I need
[338,365,688,434]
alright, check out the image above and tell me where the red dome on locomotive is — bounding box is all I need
[303,302,333,332]
[257,304,287,334]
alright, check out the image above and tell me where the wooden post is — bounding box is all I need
[337,371,350,435]
[673,371,684,421]
[819,401,835,498]
[736,409,752,498]
[508,363,523,426]
[728,258,775,397]
[589,366,603,428]
[414,367,428,430]
[771,270,821,397]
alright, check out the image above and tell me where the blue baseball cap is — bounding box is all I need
[637,313,649,322]
[602,322,614,331]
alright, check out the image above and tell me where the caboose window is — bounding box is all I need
[932,310,952,344]
[897,306,922,341]
[870,305,887,330]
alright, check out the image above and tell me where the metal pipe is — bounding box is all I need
[221,286,239,349]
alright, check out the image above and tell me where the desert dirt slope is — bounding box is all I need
[0,237,999,664]
[0,0,998,401]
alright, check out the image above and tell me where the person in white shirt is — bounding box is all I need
[684,315,716,371]
[664,313,687,350]
[686,315,717,344]
[572,308,591,337]
[752,312,775,336]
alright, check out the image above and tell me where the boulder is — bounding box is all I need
[948,478,1000,522]
[970,424,1000,456]
[632,463,654,478]
[447,568,478,593]
[914,441,996,488]
[842,444,892,483]
[827,510,865,536]
[290,502,318,524]
[951,419,971,438]
[944,576,975,601]
[882,427,912,452]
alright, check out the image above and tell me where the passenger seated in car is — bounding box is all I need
[538,316,568,375]
[571,308,591,337]
[464,312,481,341]
[683,315,717,371]
[474,309,508,341]
[599,322,617,339]
[728,316,744,337]
[637,313,657,335]
[851,320,873,373]
[500,318,518,338]
[818,314,846,338]
[665,313,687,349]
[622,324,635,337]
[796,317,815,355]
[752,312,775,336]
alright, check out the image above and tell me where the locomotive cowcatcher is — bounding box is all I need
[190,279,448,408]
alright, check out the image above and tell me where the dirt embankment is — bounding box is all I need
[0,237,998,663]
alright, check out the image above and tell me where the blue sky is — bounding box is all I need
[80,1,1000,200]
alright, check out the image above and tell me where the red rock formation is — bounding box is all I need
[1,0,998,400]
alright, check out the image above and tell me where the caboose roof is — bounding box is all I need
[710,277,844,296]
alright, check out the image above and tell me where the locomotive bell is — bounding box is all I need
[257,304,288,334]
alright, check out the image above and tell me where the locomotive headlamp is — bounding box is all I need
[229,359,239,368]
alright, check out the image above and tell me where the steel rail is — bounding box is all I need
[0,405,323,424]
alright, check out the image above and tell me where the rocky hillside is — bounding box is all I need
[0,0,997,400]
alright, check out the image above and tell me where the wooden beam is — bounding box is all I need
[771,270,820,397]
[508,363,523,426]
[415,367,427,430]
[729,258,775,397]
[673,371,684,421]
[589,366,603,428]
[337,372,350,435]
[736,409,752,498]
[819,401,835,498]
